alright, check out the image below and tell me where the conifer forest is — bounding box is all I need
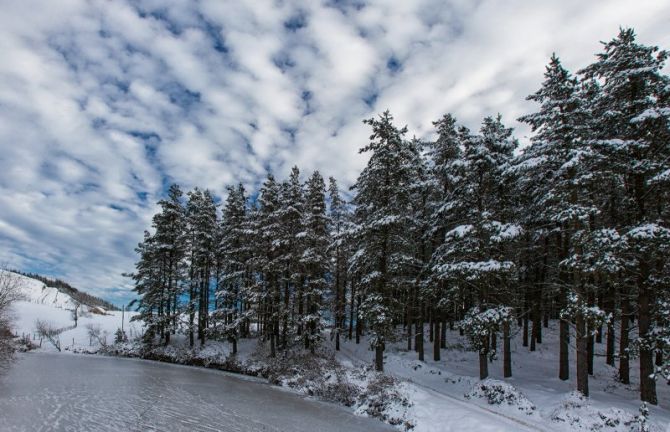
[129,28,670,407]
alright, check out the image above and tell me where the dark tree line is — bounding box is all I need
[129,29,669,404]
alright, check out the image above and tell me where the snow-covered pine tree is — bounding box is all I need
[214,183,250,354]
[186,188,218,347]
[300,171,330,353]
[579,28,670,404]
[328,177,350,351]
[257,174,283,357]
[350,110,422,372]
[129,230,161,343]
[435,115,521,379]
[424,114,465,362]
[517,55,594,386]
[277,167,305,349]
[151,184,187,345]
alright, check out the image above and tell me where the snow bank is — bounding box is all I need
[465,379,537,415]
[549,391,655,432]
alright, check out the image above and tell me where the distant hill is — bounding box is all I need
[11,271,119,311]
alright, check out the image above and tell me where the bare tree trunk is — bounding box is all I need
[440,320,447,349]
[638,265,657,404]
[375,344,384,372]
[503,321,512,378]
[576,314,589,396]
[479,334,489,380]
[559,318,569,380]
[429,309,434,343]
[433,310,441,362]
[407,289,413,351]
[587,328,594,375]
[559,270,570,380]
[605,285,615,367]
[349,279,356,340]
[532,299,541,347]
[619,295,630,384]
[417,312,424,361]
[523,311,529,347]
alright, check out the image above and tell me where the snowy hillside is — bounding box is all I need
[9,271,81,311]
[6,271,139,351]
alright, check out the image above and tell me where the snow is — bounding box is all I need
[5,271,139,351]
[4,270,80,310]
[650,169,670,184]
[625,223,670,240]
[631,107,670,123]
[333,323,670,432]
[5,272,670,431]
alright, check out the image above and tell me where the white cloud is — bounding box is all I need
[0,0,667,303]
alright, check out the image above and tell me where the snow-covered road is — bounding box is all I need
[0,353,393,432]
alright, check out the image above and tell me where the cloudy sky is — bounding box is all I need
[0,0,668,304]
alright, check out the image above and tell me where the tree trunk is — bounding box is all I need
[433,311,441,362]
[429,310,434,343]
[440,320,447,349]
[349,280,356,340]
[559,318,569,380]
[355,294,362,345]
[270,322,276,358]
[491,331,497,360]
[523,311,529,347]
[587,329,594,375]
[417,317,424,361]
[576,313,589,397]
[638,271,657,404]
[605,286,615,367]
[503,321,512,378]
[530,310,537,352]
[479,334,489,380]
[375,344,384,372]
[619,295,630,384]
[407,290,413,351]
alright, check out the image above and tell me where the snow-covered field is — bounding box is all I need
[7,271,138,351]
[5,271,670,432]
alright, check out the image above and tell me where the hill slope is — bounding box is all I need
[5,271,138,350]
[11,271,118,311]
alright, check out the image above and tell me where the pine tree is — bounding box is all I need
[434,115,521,379]
[129,230,161,343]
[424,114,465,363]
[350,110,422,371]
[517,55,593,388]
[257,174,283,357]
[580,28,670,404]
[151,184,186,345]
[277,167,305,348]
[328,177,350,351]
[215,183,250,354]
[186,188,217,347]
[301,171,330,352]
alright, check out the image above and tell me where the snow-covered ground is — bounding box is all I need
[333,326,670,432]
[6,271,138,352]
[6,271,670,431]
